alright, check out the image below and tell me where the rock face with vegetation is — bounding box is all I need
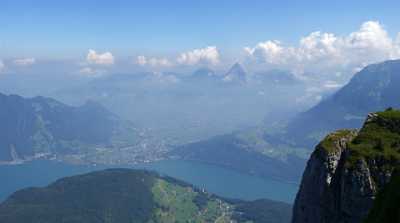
[364,169,400,223]
[0,169,292,223]
[292,109,400,223]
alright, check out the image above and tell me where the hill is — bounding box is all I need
[0,169,292,223]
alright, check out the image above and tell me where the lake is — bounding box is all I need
[0,159,298,203]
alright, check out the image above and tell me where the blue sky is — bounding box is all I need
[1,0,400,79]
[1,0,400,58]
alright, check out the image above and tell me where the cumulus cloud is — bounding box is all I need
[135,55,172,67]
[177,46,220,65]
[86,49,114,65]
[245,21,400,76]
[13,58,36,66]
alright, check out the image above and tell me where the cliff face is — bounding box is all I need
[292,110,400,223]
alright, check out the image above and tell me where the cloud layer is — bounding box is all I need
[86,49,114,65]
[13,58,36,66]
[136,56,172,67]
[3,21,400,81]
[0,60,4,72]
[245,21,400,76]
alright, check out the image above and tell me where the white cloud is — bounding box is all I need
[13,58,36,66]
[136,55,147,66]
[177,46,220,65]
[135,55,172,67]
[0,60,4,72]
[245,21,400,76]
[86,49,114,65]
[244,40,286,64]
[134,46,220,68]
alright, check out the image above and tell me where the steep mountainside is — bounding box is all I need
[286,59,400,147]
[292,109,400,223]
[0,93,138,163]
[0,169,292,223]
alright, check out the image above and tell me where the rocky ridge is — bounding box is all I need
[292,109,400,223]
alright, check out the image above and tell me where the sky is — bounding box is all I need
[1,0,400,78]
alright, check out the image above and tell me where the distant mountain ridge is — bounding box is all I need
[191,67,217,78]
[0,93,138,163]
[285,59,400,147]
[0,169,292,223]
[170,132,308,182]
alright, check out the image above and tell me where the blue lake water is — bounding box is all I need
[0,159,298,203]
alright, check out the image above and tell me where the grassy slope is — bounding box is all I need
[317,109,400,169]
[151,178,233,223]
[0,169,292,223]
[346,109,400,168]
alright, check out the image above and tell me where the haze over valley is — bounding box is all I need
[1,1,400,222]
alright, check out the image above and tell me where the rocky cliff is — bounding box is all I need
[292,109,400,223]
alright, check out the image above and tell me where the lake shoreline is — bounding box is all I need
[0,159,298,204]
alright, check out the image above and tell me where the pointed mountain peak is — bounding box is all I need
[223,63,247,82]
[229,62,245,73]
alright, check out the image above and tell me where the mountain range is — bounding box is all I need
[0,93,148,164]
[51,63,310,146]
[171,59,400,182]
